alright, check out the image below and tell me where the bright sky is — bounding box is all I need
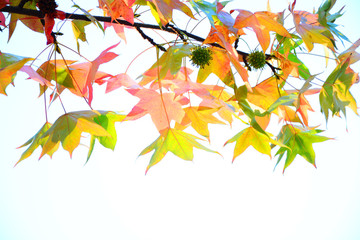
[1,0,360,240]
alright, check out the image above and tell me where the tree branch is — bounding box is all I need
[0,6,272,60]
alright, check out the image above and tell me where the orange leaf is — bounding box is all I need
[209,28,251,91]
[0,54,33,95]
[99,0,135,23]
[296,93,315,126]
[197,48,235,86]
[68,42,119,104]
[178,107,225,140]
[231,10,291,52]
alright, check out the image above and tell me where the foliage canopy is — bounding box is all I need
[0,0,359,173]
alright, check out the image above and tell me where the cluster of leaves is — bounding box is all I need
[0,0,359,173]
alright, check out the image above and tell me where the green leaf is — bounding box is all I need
[71,20,91,53]
[274,125,330,173]
[40,111,111,158]
[86,111,126,162]
[16,122,59,166]
[72,4,105,33]
[151,44,193,79]
[139,128,218,174]
[266,93,297,114]
[319,58,358,120]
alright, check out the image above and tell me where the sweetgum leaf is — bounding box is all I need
[274,125,330,173]
[0,52,33,95]
[139,128,218,174]
[16,122,59,166]
[40,111,111,157]
[86,111,126,162]
[224,126,286,162]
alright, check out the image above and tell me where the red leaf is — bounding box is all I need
[44,10,66,44]
[0,12,5,27]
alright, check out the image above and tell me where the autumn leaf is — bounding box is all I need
[147,44,193,80]
[295,93,316,126]
[337,38,360,65]
[197,47,236,88]
[244,76,283,111]
[274,125,330,173]
[0,52,33,95]
[320,57,358,120]
[210,28,250,91]
[0,12,5,27]
[177,107,225,140]
[87,111,126,162]
[0,0,8,9]
[145,0,195,26]
[190,0,233,28]
[66,42,120,104]
[8,0,43,41]
[317,0,350,44]
[224,126,285,162]
[289,1,335,52]
[98,0,135,23]
[43,10,66,44]
[231,9,291,52]
[275,38,311,79]
[199,87,239,125]
[104,22,126,42]
[40,111,111,158]
[104,73,140,93]
[19,65,53,87]
[139,128,217,174]
[126,88,188,131]
[16,122,59,166]
[71,20,91,53]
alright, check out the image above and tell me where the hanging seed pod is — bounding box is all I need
[247,50,266,70]
[190,46,213,69]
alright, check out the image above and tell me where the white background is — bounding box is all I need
[1,0,360,239]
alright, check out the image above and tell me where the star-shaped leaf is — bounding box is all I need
[145,0,195,26]
[177,107,225,140]
[16,122,59,166]
[224,126,285,162]
[40,111,111,157]
[126,88,188,131]
[139,128,218,173]
[231,10,291,52]
[274,125,330,173]
[0,52,33,95]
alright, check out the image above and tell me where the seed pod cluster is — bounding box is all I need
[190,46,213,69]
[247,50,266,70]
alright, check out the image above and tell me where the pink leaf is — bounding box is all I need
[20,65,53,87]
[105,73,141,93]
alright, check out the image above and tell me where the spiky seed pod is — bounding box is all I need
[37,0,58,18]
[247,50,266,70]
[190,46,213,69]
